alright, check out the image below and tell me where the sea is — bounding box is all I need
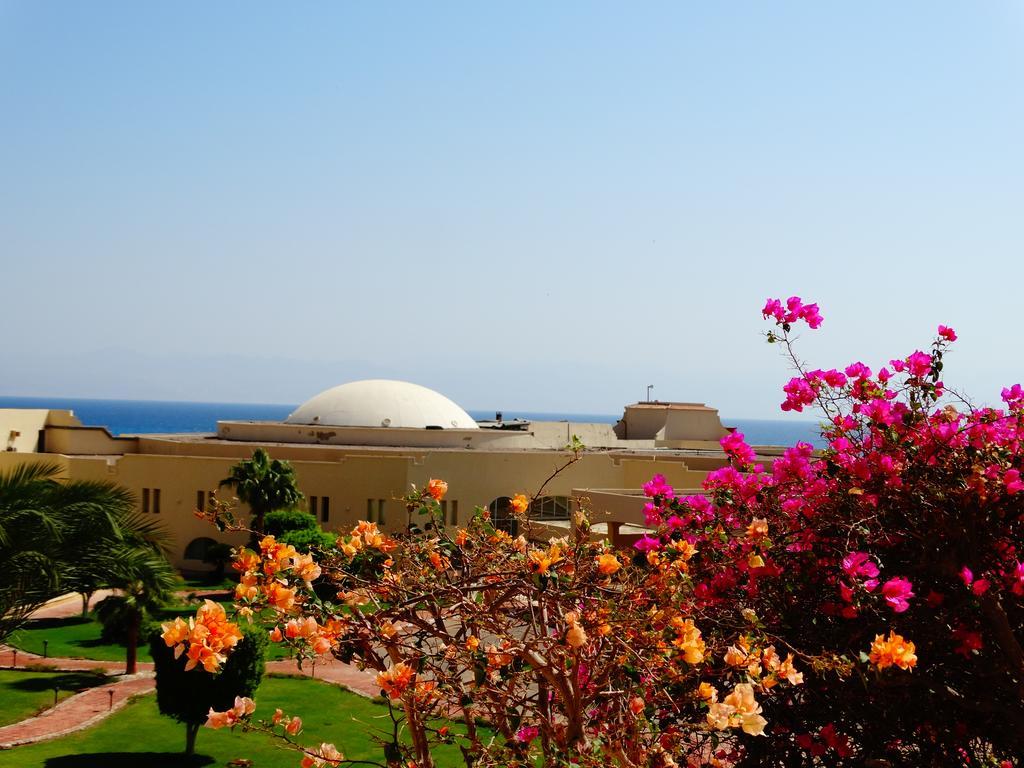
[0,396,825,448]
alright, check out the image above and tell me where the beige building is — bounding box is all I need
[0,380,782,573]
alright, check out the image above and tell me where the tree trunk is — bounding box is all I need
[81,592,91,617]
[125,612,140,675]
[185,721,200,755]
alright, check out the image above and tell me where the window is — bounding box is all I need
[440,500,459,526]
[528,495,570,520]
[321,496,330,523]
[367,499,386,525]
[488,496,517,535]
[142,488,161,514]
[196,490,206,513]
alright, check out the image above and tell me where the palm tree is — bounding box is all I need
[219,449,304,539]
[0,463,64,641]
[0,463,167,642]
[55,480,170,615]
[95,544,178,674]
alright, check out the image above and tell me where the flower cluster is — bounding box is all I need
[762,296,823,329]
[205,695,255,729]
[161,600,243,673]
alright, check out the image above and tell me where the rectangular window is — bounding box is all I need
[366,498,375,523]
[152,488,161,514]
[321,496,330,523]
[142,488,150,514]
[440,500,448,521]
[450,500,459,526]
[196,490,205,513]
[377,499,385,526]
[309,496,318,517]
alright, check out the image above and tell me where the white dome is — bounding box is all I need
[286,380,479,430]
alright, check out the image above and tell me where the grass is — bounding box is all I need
[0,670,108,727]
[9,617,140,664]
[0,675,472,768]
[178,575,237,591]
[9,604,290,664]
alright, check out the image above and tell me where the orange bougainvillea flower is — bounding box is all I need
[428,550,450,571]
[596,553,622,575]
[670,617,706,664]
[746,517,769,539]
[707,683,767,736]
[300,742,343,768]
[293,553,321,584]
[565,611,589,648]
[510,494,529,514]
[869,631,917,671]
[426,478,448,501]
[163,600,243,674]
[376,662,416,699]
[527,543,563,576]
[233,548,260,575]
[264,580,297,611]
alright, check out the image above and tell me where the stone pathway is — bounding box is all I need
[0,673,155,749]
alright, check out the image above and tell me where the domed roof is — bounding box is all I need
[286,380,479,430]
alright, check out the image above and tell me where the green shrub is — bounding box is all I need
[264,509,318,537]
[149,624,266,755]
[279,527,336,553]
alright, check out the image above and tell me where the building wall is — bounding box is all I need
[0,409,738,572]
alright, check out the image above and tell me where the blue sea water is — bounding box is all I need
[0,396,824,447]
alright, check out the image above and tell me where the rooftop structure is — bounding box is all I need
[285,379,479,430]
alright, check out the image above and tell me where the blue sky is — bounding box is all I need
[2,2,1022,418]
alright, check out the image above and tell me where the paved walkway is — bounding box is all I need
[0,673,155,749]
[0,593,380,748]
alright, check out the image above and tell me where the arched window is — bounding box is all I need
[488,496,517,536]
[183,536,218,561]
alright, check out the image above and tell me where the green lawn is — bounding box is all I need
[9,617,139,664]
[0,670,108,727]
[9,606,290,665]
[0,675,472,768]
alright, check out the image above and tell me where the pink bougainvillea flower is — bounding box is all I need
[1002,384,1024,407]
[938,325,957,342]
[762,296,822,329]
[960,566,974,587]
[721,431,757,466]
[634,535,663,553]
[881,577,914,613]
[762,298,785,323]
[642,474,675,499]
[905,351,933,378]
[844,362,872,380]
[801,302,823,329]
[842,552,879,581]
[1005,469,1023,495]
[952,626,983,658]
[515,726,540,743]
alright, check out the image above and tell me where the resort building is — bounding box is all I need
[0,380,780,572]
